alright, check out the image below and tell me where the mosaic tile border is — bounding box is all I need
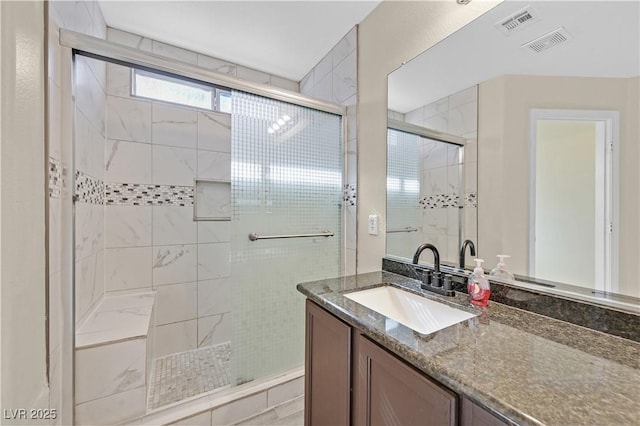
[419,193,459,209]
[75,171,104,204]
[73,170,195,207]
[465,192,477,208]
[105,183,194,206]
[419,192,477,209]
[344,184,356,206]
[49,157,63,199]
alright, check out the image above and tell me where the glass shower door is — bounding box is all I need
[386,128,421,260]
[230,91,343,385]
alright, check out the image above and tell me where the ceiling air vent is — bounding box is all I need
[521,27,571,53]
[495,6,539,35]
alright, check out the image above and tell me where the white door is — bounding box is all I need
[529,109,619,293]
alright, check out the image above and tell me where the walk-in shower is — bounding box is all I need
[66,30,344,424]
[386,121,466,265]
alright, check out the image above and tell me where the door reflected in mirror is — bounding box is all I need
[530,110,618,294]
[386,0,639,305]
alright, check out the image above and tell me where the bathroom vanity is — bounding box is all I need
[297,271,640,426]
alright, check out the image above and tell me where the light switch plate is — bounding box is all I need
[368,214,378,235]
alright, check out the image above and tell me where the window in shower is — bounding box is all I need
[132,69,231,113]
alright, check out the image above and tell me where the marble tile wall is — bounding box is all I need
[106,28,299,92]
[48,1,108,423]
[209,377,304,425]
[74,292,155,425]
[404,86,478,265]
[104,61,233,358]
[74,53,107,327]
[300,26,358,274]
[299,26,357,106]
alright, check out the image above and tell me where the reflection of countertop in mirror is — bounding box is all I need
[384,256,640,342]
[297,271,640,426]
[440,258,640,314]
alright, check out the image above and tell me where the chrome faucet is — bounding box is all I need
[459,239,476,269]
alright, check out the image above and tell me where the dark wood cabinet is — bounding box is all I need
[460,397,509,426]
[304,300,509,426]
[305,300,352,426]
[354,332,457,426]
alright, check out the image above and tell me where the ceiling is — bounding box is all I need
[99,0,380,82]
[388,0,640,113]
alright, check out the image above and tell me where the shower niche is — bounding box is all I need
[194,179,232,221]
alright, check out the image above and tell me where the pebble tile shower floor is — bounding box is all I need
[148,342,231,409]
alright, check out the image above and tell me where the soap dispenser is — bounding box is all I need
[468,259,491,307]
[490,254,515,283]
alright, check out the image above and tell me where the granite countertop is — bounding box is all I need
[297,271,640,426]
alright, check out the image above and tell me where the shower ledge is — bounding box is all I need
[74,291,157,426]
[76,291,156,349]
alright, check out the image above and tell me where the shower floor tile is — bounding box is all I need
[148,342,231,410]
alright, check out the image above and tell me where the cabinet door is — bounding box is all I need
[354,333,457,426]
[305,300,351,426]
[460,397,509,426]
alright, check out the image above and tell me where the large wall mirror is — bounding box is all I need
[386,1,639,307]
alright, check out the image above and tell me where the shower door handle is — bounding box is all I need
[248,231,334,241]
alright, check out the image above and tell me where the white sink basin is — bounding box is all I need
[344,285,476,335]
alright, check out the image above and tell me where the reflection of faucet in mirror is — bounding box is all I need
[459,239,476,270]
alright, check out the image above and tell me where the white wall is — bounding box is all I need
[1,0,49,421]
[624,76,640,298]
[478,75,640,296]
[357,0,501,272]
[47,15,75,426]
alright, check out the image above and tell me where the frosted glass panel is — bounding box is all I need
[387,128,464,264]
[386,129,421,259]
[231,91,343,385]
